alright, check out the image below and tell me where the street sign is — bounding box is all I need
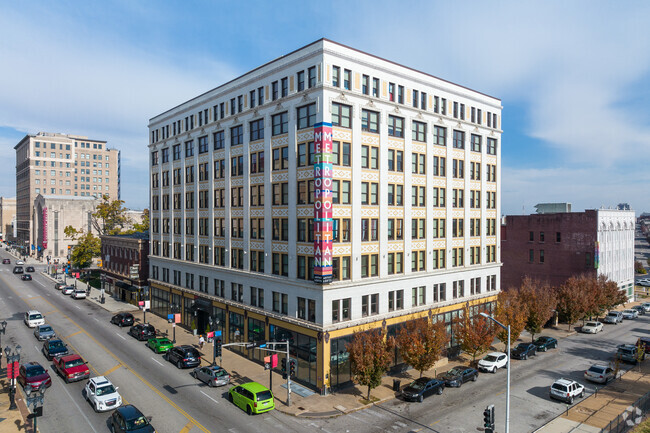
[246,343,255,349]
[129,265,139,279]
[214,330,222,337]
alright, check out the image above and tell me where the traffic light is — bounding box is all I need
[281,357,287,373]
[483,404,495,433]
[289,358,296,376]
[215,338,222,357]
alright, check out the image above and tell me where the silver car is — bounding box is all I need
[191,365,231,387]
[584,364,615,384]
[62,286,75,295]
[34,324,56,341]
[622,309,638,319]
[603,311,623,324]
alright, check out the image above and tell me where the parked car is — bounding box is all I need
[111,313,135,327]
[53,354,90,383]
[632,305,646,316]
[24,310,45,328]
[164,345,201,369]
[34,324,56,341]
[581,321,604,334]
[637,337,650,354]
[128,324,156,341]
[2,258,10,264]
[108,404,155,433]
[533,336,558,352]
[228,382,275,414]
[54,281,65,290]
[622,309,639,320]
[478,352,508,373]
[147,337,173,354]
[61,286,75,295]
[584,364,615,384]
[25,266,35,272]
[21,274,32,281]
[641,303,650,313]
[42,339,69,360]
[71,288,87,299]
[17,361,52,390]
[603,311,623,324]
[510,343,537,360]
[438,367,478,387]
[191,365,231,387]
[16,260,24,265]
[617,344,645,364]
[550,378,585,404]
[13,266,24,274]
[84,376,122,412]
[401,377,445,402]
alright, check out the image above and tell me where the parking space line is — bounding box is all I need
[151,357,164,366]
[199,391,219,404]
[429,420,440,426]
[64,330,82,339]
[180,421,195,433]
[116,333,126,340]
[103,364,122,376]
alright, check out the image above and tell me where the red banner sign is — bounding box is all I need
[42,207,48,249]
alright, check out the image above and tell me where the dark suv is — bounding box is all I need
[165,345,201,369]
[108,404,155,433]
[13,266,24,274]
[111,313,135,327]
[128,324,156,341]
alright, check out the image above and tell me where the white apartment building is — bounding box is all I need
[148,39,502,392]
[597,209,635,298]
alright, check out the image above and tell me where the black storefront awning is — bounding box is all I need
[115,281,139,292]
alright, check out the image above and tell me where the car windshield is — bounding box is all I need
[588,366,605,374]
[50,341,65,349]
[40,326,53,333]
[585,322,598,327]
[446,367,462,376]
[126,415,149,430]
[26,366,46,377]
[535,338,548,343]
[65,359,85,368]
[408,380,426,390]
[256,390,273,401]
[619,348,633,355]
[607,313,618,317]
[516,344,528,350]
[483,355,498,362]
[96,385,116,396]
[30,314,43,320]
[158,339,170,344]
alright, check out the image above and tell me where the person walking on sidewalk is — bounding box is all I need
[199,334,205,349]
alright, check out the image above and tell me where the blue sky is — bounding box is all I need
[1,1,649,215]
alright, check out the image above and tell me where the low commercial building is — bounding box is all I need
[100,232,150,305]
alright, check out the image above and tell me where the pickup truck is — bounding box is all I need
[53,354,90,383]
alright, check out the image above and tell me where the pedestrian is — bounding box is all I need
[199,334,205,349]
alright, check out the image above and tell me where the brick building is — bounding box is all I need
[100,232,149,305]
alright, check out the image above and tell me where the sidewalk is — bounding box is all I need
[0,363,35,432]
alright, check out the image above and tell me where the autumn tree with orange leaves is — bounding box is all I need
[453,305,498,363]
[495,289,527,348]
[555,276,591,331]
[519,277,557,342]
[346,327,394,400]
[395,317,449,378]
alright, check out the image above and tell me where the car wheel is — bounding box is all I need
[523,354,528,360]
[472,374,478,382]
[163,353,168,361]
[580,390,585,398]
[418,395,423,403]
[177,361,183,369]
[191,371,196,378]
[228,394,233,403]
[94,402,100,412]
[437,386,443,395]
[119,322,123,327]
[208,380,214,388]
[110,423,115,433]
[569,396,574,404]
[247,405,252,415]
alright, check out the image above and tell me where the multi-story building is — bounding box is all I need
[100,232,150,305]
[501,207,635,299]
[147,39,502,392]
[0,197,16,242]
[14,132,121,251]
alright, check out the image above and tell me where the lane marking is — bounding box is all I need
[64,330,82,339]
[151,357,164,366]
[180,421,195,433]
[429,420,441,426]
[103,364,122,376]
[116,333,126,340]
[56,375,100,433]
[75,305,82,309]
[200,390,219,405]
[45,310,58,315]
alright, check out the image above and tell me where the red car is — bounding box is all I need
[53,354,90,383]
[18,361,52,390]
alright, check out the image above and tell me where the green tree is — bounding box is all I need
[92,194,131,235]
[346,327,394,400]
[395,317,448,377]
[519,277,557,342]
[69,232,101,269]
[453,305,497,364]
[131,208,149,233]
[495,289,528,348]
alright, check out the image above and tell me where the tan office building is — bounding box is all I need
[14,132,121,254]
[0,197,16,241]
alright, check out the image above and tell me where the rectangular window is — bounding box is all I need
[372,78,379,97]
[297,103,316,130]
[250,119,264,141]
[332,66,340,87]
[272,112,288,136]
[231,125,243,146]
[331,103,351,128]
[412,121,426,142]
[471,134,481,152]
[308,66,316,88]
[297,70,305,91]
[388,115,404,138]
[362,74,369,95]
[281,77,288,97]
[361,109,379,133]
[487,138,497,155]
[332,141,351,166]
[453,130,465,149]
[343,69,351,90]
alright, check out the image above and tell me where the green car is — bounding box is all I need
[147,337,174,353]
[228,382,275,415]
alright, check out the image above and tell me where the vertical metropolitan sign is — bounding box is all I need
[313,122,333,284]
[42,207,48,249]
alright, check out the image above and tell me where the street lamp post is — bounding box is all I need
[170,303,179,344]
[100,274,106,304]
[480,312,510,433]
[0,321,6,366]
[24,382,46,431]
[4,344,22,411]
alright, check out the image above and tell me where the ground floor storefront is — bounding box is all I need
[149,282,497,393]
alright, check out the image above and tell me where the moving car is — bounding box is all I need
[108,405,155,433]
[228,382,275,414]
[53,354,91,383]
[617,344,645,364]
[641,303,650,313]
[17,362,52,390]
[550,378,585,404]
[13,266,24,274]
[34,324,56,341]
[84,376,122,412]
[21,274,32,281]
[478,352,508,373]
[164,345,201,369]
[603,311,623,324]
[622,309,639,320]
[510,343,537,360]
[401,377,445,402]
[24,310,45,328]
[61,286,75,295]
[71,288,87,299]
[581,321,603,334]
[128,324,156,341]
[147,337,173,354]
[191,365,231,387]
[111,313,135,327]
[584,364,615,384]
[2,258,10,264]
[26,266,35,272]
[632,305,646,316]
[438,367,478,387]
[533,336,558,352]
[16,260,24,265]
[42,339,69,360]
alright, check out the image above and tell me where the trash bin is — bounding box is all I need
[393,379,401,392]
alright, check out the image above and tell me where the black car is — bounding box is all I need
[42,339,69,360]
[439,366,479,387]
[26,266,35,272]
[510,343,537,360]
[21,274,33,281]
[13,266,24,274]
[533,336,558,352]
[2,258,10,264]
[111,313,135,327]
[108,404,155,433]
[164,345,201,369]
[128,324,156,341]
[401,377,445,402]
